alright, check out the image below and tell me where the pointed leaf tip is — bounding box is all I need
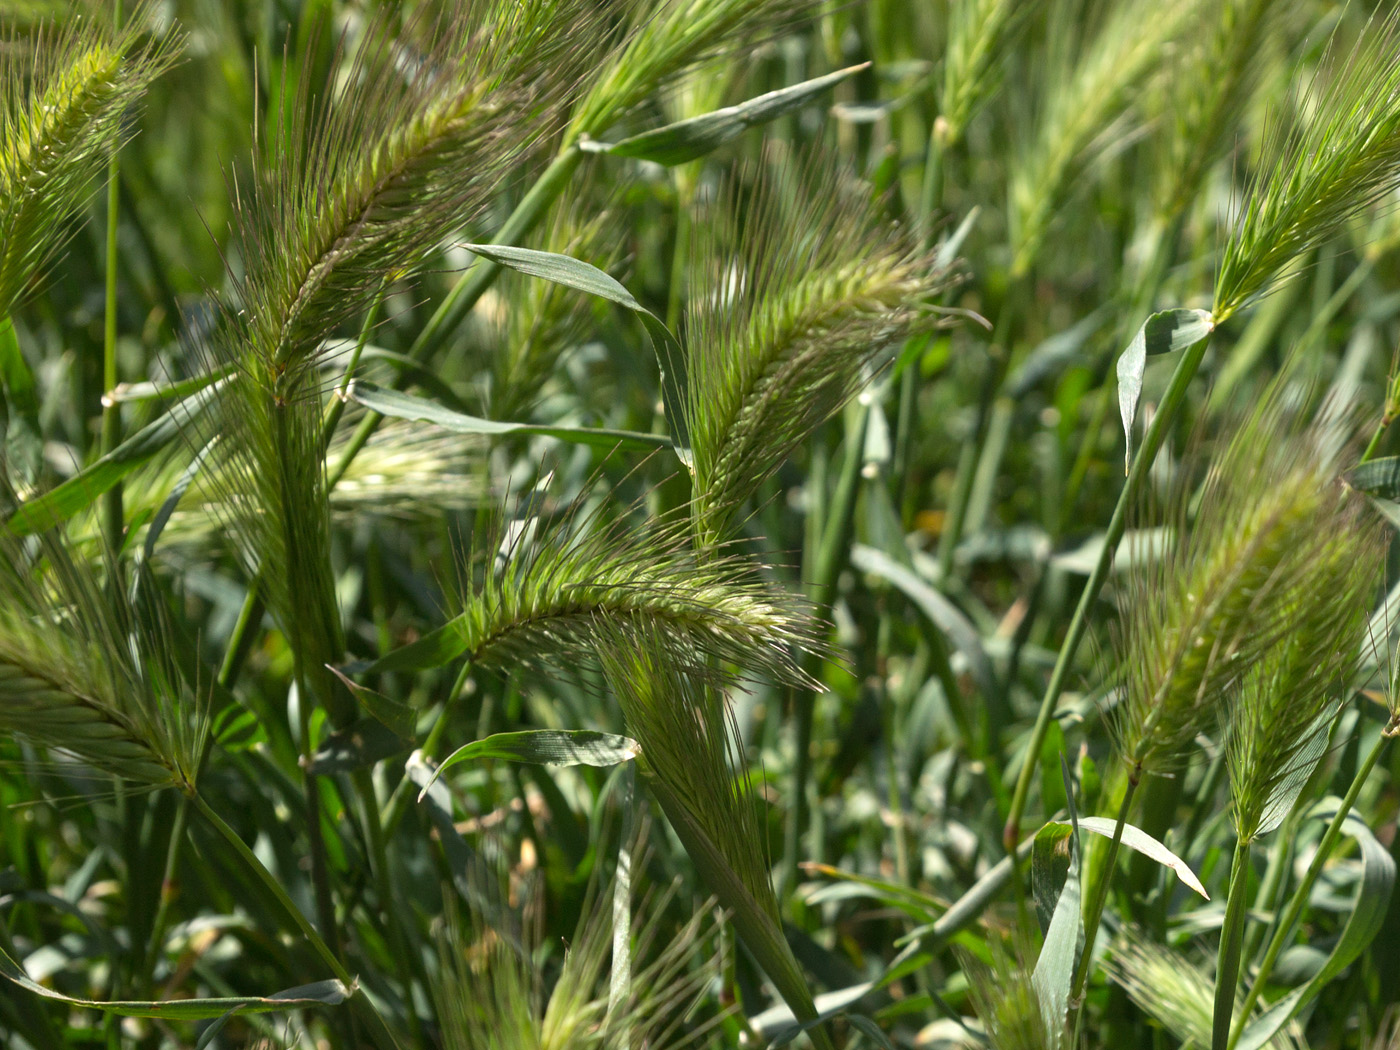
[1116,308,1213,472]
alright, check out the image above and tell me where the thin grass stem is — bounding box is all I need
[141,793,187,993]
[1004,333,1211,852]
[1213,835,1253,1050]
[1071,773,1139,1003]
[1228,728,1390,1050]
[782,405,868,897]
[100,0,124,556]
[351,767,425,1046]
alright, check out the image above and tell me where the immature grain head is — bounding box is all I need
[1115,383,1381,778]
[0,4,180,314]
[684,152,958,549]
[957,938,1058,1050]
[0,528,203,790]
[1213,7,1400,324]
[1007,0,1201,276]
[437,484,818,689]
[433,828,718,1050]
[205,2,600,720]
[1108,931,1307,1049]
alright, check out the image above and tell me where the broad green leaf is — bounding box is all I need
[5,381,223,536]
[1032,759,1082,1048]
[0,939,349,1019]
[850,543,996,701]
[1116,308,1213,470]
[1236,803,1395,1050]
[457,243,691,469]
[348,380,669,451]
[356,620,464,675]
[1062,817,1208,899]
[1347,456,1400,500]
[417,729,639,800]
[583,64,867,166]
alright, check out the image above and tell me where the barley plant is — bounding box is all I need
[8,1,1400,1048]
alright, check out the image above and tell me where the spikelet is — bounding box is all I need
[939,0,1039,149]
[1107,932,1307,1050]
[205,2,594,720]
[1114,381,1381,778]
[434,484,817,689]
[684,153,957,548]
[484,193,626,421]
[0,526,203,789]
[1213,8,1400,323]
[432,828,718,1050]
[1007,0,1201,276]
[956,938,1058,1050]
[568,0,817,140]
[1226,506,1378,842]
[1150,0,1284,225]
[0,4,180,314]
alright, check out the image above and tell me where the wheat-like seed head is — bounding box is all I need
[1213,7,1400,324]
[940,0,1040,150]
[433,826,719,1050]
[1149,0,1284,225]
[484,190,627,422]
[684,152,958,549]
[0,527,203,789]
[1114,380,1382,776]
[567,0,817,142]
[596,620,777,928]
[956,937,1058,1050]
[203,2,602,720]
[1108,931,1307,1049]
[441,485,818,689]
[0,3,180,315]
[1007,0,1202,277]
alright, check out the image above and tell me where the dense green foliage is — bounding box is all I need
[4,1,1400,1048]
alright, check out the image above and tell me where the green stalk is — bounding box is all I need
[100,0,125,555]
[189,792,401,1050]
[351,767,425,1046]
[1229,729,1390,1050]
[1070,772,1139,1001]
[782,405,868,895]
[141,794,188,993]
[1004,334,1211,852]
[1213,836,1254,1050]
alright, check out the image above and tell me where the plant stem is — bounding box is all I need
[1214,836,1254,1050]
[351,767,425,1046]
[1070,771,1139,1002]
[1003,333,1211,852]
[189,791,401,1050]
[141,794,188,992]
[782,405,868,896]
[1229,729,1390,1050]
[100,0,124,556]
